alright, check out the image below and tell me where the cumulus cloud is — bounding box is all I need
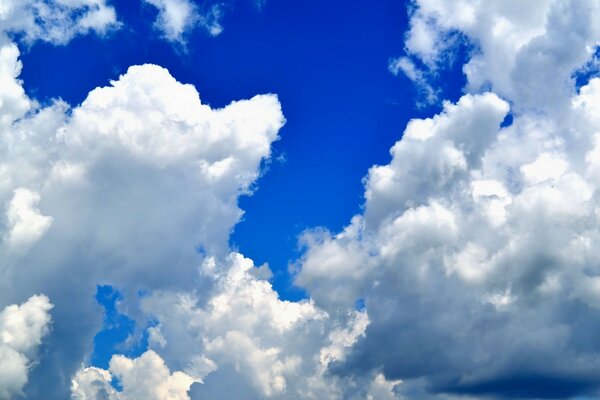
[0,6,285,395]
[72,350,197,400]
[138,253,380,399]
[143,0,224,42]
[296,1,600,398]
[5,188,53,250]
[0,295,53,399]
[396,0,600,112]
[6,0,600,399]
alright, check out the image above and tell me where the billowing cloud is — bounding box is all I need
[394,0,600,112]
[139,253,377,399]
[0,295,53,400]
[143,0,224,42]
[5,188,53,250]
[297,1,600,398]
[71,350,197,400]
[0,4,285,395]
[70,252,396,400]
[5,0,600,399]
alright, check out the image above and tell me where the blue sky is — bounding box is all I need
[20,0,418,301]
[3,1,600,399]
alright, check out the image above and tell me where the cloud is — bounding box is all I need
[396,0,600,112]
[0,295,53,400]
[0,15,284,395]
[143,0,224,42]
[0,0,389,398]
[0,0,118,44]
[389,56,439,106]
[296,1,600,398]
[5,188,53,250]
[72,350,197,400]
[5,1,600,399]
[134,253,399,399]
[140,253,340,398]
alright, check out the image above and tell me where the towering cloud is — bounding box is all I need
[0,2,287,396]
[297,0,600,398]
[0,60,286,397]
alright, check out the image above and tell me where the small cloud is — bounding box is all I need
[389,56,439,106]
[143,0,225,43]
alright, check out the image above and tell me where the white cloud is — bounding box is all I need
[133,253,391,399]
[139,254,328,398]
[396,0,600,112]
[296,2,600,397]
[0,0,367,398]
[0,18,284,396]
[143,0,224,42]
[5,188,53,250]
[295,83,600,396]
[6,1,600,399]
[71,366,117,400]
[0,295,53,400]
[389,56,439,105]
[0,0,118,44]
[71,350,196,400]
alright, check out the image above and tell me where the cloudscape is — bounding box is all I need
[1,0,600,399]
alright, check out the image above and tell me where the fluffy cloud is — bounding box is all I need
[71,350,196,400]
[70,252,397,400]
[5,188,53,250]
[0,0,364,398]
[6,1,600,399]
[0,9,284,395]
[0,295,53,400]
[297,89,600,398]
[297,2,600,398]
[0,0,117,44]
[394,0,600,112]
[138,253,374,399]
[143,0,224,42]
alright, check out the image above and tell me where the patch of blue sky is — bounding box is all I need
[573,45,600,91]
[91,286,155,372]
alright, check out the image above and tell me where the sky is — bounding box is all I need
[18,0,424,300]
[1,1,600,399]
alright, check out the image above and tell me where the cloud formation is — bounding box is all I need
[0,3,286,396]
[4,0,600,399]
[297,0,600,398]
[393,0,600,112]
[72,350,197,400]
[136,253,382,399]
[0,295,53,399]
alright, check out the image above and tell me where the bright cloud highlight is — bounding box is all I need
[0,295,53,400]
